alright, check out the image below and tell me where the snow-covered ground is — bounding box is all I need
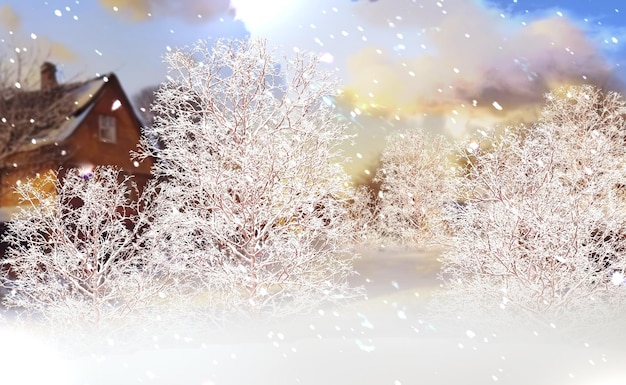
[2,247,626,385]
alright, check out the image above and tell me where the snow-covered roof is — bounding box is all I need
[15,76,110,152]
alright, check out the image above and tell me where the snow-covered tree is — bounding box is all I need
[438,85,626,326]
[137,38,361,320]
[0,167,174,330]
[360,129,453,248]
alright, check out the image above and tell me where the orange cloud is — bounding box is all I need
[333,0,622,183]
[49,41,78,62]
[0,5,20,30]
[346,0,615,138]
[99,0,234,22]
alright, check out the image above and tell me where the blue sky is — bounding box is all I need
[2,0,626,173]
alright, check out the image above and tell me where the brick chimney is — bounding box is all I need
[40,61,58,91]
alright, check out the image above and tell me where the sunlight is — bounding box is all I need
[231,0,293,34]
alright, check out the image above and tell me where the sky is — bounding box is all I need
[1,0,625,180]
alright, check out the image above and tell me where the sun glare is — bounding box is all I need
[231,0,293,34]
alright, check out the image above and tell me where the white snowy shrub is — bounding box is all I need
[438,85,626,326]
[137,38,361,321]
[0,167,175,330]
[361,129,453,248]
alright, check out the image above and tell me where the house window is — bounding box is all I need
[98,115,117,143]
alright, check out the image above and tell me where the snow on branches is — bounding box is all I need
[360,129,453,248]
[438,85,626,326]
[0,167,173,330]
[137,38,362,320]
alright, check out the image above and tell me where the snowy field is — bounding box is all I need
[2,247,626,385]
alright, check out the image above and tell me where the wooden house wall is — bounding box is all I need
[0,78,154,211]
[63,78,153,175]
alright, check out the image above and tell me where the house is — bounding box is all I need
[0,62,154,221]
